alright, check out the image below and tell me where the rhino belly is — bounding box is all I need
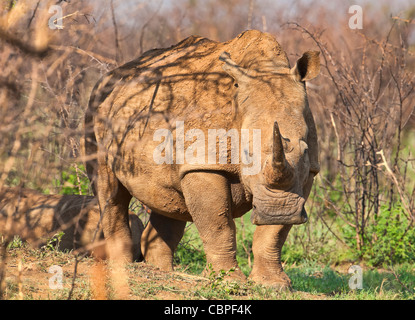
[116,168,192,222]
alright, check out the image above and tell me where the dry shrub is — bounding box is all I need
[0,0,414,299]
[283,15,415,262]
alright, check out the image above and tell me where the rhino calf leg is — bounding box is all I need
[181,172,245,280]
[249,224,292,289]
[141,212,186,271]
[96,164,133,262]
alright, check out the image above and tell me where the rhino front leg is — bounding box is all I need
[141,212,186,271]
[181,172,245,280]
[249,224,292,289]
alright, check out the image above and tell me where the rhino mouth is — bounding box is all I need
[250,188,308,225]
[251,205,308,225]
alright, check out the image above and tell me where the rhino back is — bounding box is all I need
[86,31,289,215]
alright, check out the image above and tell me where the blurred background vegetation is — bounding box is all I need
[0,0,414,273]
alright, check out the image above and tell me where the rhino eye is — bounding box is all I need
[282,137,293,153]
[299,140,309,155]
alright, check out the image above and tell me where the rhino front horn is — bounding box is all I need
[264,121,293,185]
[272,121,285,169]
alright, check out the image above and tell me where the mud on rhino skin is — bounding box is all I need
[84,30,320,288]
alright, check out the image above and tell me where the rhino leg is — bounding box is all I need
[181,171,245,280]
[141,212,186,271]
[249,224,292,289]
[129,214,145,262]
[96,163,133,262]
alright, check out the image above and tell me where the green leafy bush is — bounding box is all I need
[174,223,206,274]
[53,164,90,195]
[342,204,415,266]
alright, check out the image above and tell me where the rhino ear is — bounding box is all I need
[219,52,248,84]
[290,51,320,82]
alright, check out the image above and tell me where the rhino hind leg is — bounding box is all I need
[181,171,245,281]
[96,163,133,262]
[141,212,186,271]
[249,224,292,290]
[129,214,145,262]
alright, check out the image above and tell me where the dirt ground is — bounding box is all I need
[1,247,328,300]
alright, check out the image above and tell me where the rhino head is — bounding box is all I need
[220,50,320,225]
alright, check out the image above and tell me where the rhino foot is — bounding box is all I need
[249,271,292,291]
